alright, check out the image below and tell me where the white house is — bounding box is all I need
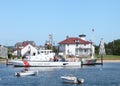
[21,44,37,56]
[0,45,8,58]
[13,44,37,57]
[58,34,95,57]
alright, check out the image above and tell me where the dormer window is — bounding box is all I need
[75,40,79,43]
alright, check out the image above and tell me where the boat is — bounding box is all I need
[81,43,97,65]
[12,60,81,67]
[61,75,84,84]
[15,69,38,77]
[12,49,81,67]
[81,58,97,65]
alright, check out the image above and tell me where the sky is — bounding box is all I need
[0,0,120,46]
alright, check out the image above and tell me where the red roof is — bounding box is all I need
[58,37,91,44]
[16,44,32,51]
[21,43,29,47]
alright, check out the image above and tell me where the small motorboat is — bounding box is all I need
[61,75,84,84]
[15,69,38,77]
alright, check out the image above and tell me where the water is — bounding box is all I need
[0,62,120,86]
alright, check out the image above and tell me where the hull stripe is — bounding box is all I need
[23,60,30,67]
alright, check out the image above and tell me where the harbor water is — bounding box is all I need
[0,62,120,86]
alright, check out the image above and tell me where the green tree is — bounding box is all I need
[95,39,120,55]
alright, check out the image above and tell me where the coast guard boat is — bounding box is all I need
[12,49,81,67]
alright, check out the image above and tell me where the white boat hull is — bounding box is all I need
[82,58,97,65]
[12,60,81,67]
[15,71,38,77]
[61,76,84,84]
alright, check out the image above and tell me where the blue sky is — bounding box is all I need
[0,0,120,46]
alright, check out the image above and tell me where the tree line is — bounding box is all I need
[95,39,120,55]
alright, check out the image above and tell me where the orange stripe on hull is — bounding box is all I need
[23,60,30,67]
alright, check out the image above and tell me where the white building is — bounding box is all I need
[21,44,37,57]
[58,34,94,57]
[13,44,37,57]
[0,45,8,58]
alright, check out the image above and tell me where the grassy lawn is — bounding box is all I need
[0,58,6,61]
[96,55,120,60]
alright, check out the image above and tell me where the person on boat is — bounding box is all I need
[21,68,28,72]
[54,56,58,62]
[24,68,28,71]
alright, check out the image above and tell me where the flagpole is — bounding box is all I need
[91,28,94,59]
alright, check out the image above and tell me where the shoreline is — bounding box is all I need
[97,59,120,63]
[0,59,120,64]
[0,60,7,64]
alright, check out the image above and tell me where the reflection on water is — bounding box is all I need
[29,67,63,71]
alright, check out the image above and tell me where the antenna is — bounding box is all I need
[49,33,54,50]
[49,33,53,45]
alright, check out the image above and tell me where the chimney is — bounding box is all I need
[66,35,69,39]
[79,34,86,40]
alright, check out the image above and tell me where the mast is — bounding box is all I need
[49,33,53,49]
